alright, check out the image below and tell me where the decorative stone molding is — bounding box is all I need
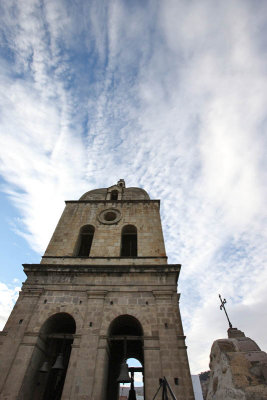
[87,290,108,299]
[153,290,174,300]
[24,332,39,337]
[21,287,44,297]
[97,208,121,225]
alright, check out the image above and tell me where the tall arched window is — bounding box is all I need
[77,225,94,256]
[121,225,137,256]
[111,190,119,200]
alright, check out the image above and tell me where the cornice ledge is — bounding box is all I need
[177,335,186,340]
[23,264,181,274]
[21,287,44,297]
[153,290,174,299]
[65,199,160,204]
[87,290,108,299]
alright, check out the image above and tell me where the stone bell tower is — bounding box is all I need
[0,180,195,400]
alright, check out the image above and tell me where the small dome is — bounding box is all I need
[79,183,150,200]
[123,187,150,200]
[79,188,107,200]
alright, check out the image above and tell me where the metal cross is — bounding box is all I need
[219,294,233,329]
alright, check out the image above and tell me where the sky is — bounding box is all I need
[0,0,266,375]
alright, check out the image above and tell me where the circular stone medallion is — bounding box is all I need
[98,208,121,225]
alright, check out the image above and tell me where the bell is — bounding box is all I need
[39,361,49,373]
[117,361,131,383]
[52,353,64,370]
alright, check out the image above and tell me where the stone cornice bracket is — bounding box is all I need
[71,334,82,348]
[24,332,39,337]
[87,290,108,299]
[153,290,174,300]
[21,287,44,297]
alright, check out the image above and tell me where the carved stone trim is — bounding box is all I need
[21,287,44,297]
[87,290,108,299]
[24,332,39,337]
[98,208,122,225]
[143,347,160,350]
[153,290,174,299]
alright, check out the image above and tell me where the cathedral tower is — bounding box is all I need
[0,180,194,400]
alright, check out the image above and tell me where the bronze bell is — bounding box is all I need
[39,361,49,373]
[52,353,64,370]
[117,361,131,383]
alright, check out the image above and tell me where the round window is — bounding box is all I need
[98,208,121,225]
[104,211,117,221]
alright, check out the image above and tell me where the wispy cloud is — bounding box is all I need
[0,0,266,373]
[0,283,19,329]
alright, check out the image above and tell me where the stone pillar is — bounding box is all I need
[65,290,107,400]
[143,336,162,399]
[0,288,43,399]
[91,337,109,400]
[2,333,40,400]
[61,334,81,400]
[153,290,194,400]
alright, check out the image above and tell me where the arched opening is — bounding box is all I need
[121,225,137,257]
[76,225,94,256]
[22,313,76,400]
[111,190,119,200]
[106,315,144,400]
[119,358,144,399]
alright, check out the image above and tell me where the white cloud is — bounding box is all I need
[0,0,266,375]
[0,283,19,330]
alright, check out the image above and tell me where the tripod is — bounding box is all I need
[152,377,177,400]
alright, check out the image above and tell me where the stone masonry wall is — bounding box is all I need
[0,265,195,400]
[42,201,166,265]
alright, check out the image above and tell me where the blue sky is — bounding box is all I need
[0,0,267,374]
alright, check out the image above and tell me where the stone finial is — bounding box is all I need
[117,179,125,188]
[227,327,245,338]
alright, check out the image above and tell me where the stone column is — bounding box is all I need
[143,336,162,400]
[153,289,194,400]
[61,334,81,400]
[0,288,44,399]
[2,332,40,400]
[66,290,107,400]
[90,336,109,400]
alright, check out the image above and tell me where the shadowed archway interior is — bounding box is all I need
[106,315,144,400]
[21,313,76,400]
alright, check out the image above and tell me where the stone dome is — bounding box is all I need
[123,187,150,200]
[79,182,150,200]
[79,188,107,201]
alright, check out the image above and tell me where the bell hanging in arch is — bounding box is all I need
[52,353,64,370]
[39,361,49,373]
[117,360,131,383]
